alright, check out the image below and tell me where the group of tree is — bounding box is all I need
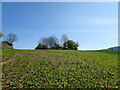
[35,34,79,50]
[1,32,79,50]
[0,32,17,48]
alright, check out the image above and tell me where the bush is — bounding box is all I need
[2,41,13,47]
[63,40,79,50]
[51,44,62,50]
[35,44,47,50]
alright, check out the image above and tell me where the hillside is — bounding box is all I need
[2,49,119,88]
[102,46,120,51]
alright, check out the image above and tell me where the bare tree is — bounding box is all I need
[39,36,59,48]
[39,37,49,48]
[6,33,17,44]
[60,34,69,46]
[48,36,59,48]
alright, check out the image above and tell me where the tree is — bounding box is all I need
[48,36,59,48]
[39,37,49,48]
[75,42,79,50]
[6,33,17,44]
[60,34,68,46]
[51,43,61,49]
[63,40,79,50]
[0,32,3,38]
[39,36,59,48]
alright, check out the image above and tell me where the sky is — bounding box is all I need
[2,2,118,50]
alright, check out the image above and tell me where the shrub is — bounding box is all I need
[51,44,61,50]
[63,40,79,50]
[2,41,13,46]
[35,44,47,50]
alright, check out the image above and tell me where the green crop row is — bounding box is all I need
[2,49,120,88]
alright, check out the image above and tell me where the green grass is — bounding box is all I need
[94,50,119,55]
[2,49,120,88]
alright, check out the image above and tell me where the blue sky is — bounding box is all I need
[2,2,118,50]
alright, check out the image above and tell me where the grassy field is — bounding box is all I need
[2,49,120,88]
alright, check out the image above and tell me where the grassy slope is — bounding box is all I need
[94,50,119,55]
[2,49,119,88]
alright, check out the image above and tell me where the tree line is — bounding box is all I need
[0,32,79,50]
[35,34,79,50]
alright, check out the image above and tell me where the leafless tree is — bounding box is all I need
[6,33,17,44]
[60,34,69,46]
[39,36,59,48]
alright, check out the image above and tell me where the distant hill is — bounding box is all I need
[102,46,120,51]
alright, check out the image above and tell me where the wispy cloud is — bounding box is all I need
[63,16,117,28]
[87,17,117,26]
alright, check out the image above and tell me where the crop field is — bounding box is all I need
[1,49,120,88]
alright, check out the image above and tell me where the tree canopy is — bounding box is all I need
[64,40,79,50]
